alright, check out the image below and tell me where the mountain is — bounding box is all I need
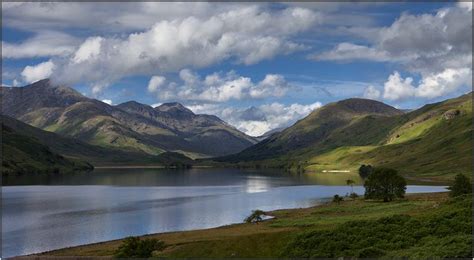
[1,79,257,158]
[222,98,403,162]
[1,116,93,175]
[255,127,285,142]
[219,94,472,180]
[1,115,194,170]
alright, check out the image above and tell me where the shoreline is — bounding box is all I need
[21,192,450,259]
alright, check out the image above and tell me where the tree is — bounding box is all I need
[364,168,406,202]
[359,164,374,179]
[244,209,266,224]
[448,174,472,197]
[333,194,343,204]
[346,179,355,193]
[114,237,165,258]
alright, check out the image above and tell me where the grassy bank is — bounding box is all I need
[38,192,472,258]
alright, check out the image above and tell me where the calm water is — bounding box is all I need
[1,168,446,258]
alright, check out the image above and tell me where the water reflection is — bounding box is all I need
[2,168,446,258]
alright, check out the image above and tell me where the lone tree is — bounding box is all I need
[359,164,374,179]
[346,179,355,193]
[244,209,266,224]
[364,168,406,202]
[448,174,472,197]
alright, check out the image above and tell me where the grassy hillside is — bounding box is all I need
[219,93,472,180]
[306,92,472,180]
[41,193,472,258]
[1,116,195,169]
[1,120,93,175]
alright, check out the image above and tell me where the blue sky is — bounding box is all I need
[2,2,472,136]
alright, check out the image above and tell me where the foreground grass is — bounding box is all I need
[39,192,472,258]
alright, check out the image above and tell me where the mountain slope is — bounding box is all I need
[219,94,472,179]
[1,115,195,169]
[222,98,403,162]
[2,79,257,158]
[1,116,93,175]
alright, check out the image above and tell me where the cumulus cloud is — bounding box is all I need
[38,5,317,93]
[2,31,80,59]
[101,99,113,105]
[383,68,472,101]
[21,60,55,83]
[147,76,166,92]
[147,70,296,102]
[363,85,381,100]
[311,43,392,62]
[313,4,472,74]
[188,102,322,136]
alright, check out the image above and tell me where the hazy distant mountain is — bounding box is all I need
[218,94,473,178]
[2,79,257,158]
[255,127,285,142]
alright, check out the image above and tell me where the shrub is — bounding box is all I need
[244,209,266,224]
[332,194,343,204]
[114,236,165,258]
[282,195,472,258]
[364,168,406,202]
[349,192,359,199]
[448,174,472,197]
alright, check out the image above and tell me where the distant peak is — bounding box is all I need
[156,102,194,115]
[117,100,148,107]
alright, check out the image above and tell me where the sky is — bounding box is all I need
[2,2,472,136]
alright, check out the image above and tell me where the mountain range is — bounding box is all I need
[219,92,473,180]
[1,79,257,159]
[2,79,471,180]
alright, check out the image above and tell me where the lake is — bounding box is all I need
[1,168,447,258]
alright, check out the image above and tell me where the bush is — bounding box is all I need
[244,209,266,224]
[332,194,343,204]
[364,168,406,202]
[114,236,165,258]
[349,192,359,199]
[448,174,472,197]
[282,195,472,258]
[358,247,385,257]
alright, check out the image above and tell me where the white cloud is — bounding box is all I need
[363,85,381,100]
[313,4,472,75]
[416,68,472,99]
[101,99,113,105]
[383,68,472,101]
[148,70,296,103]
[21,60,55,83]
[72,37,103,63]
[189,101,322,136]
[12,79,20,87]
[2,31,80,59]
[383,72,416,101]
[42,5,317,93]
[147,76,166,92]
[311,43,391,62]
[458,1,472,11]
[1,2,244,33]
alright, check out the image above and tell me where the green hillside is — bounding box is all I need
[219,93,473,180]
[1,119,93,175]
[1,115,195,168]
